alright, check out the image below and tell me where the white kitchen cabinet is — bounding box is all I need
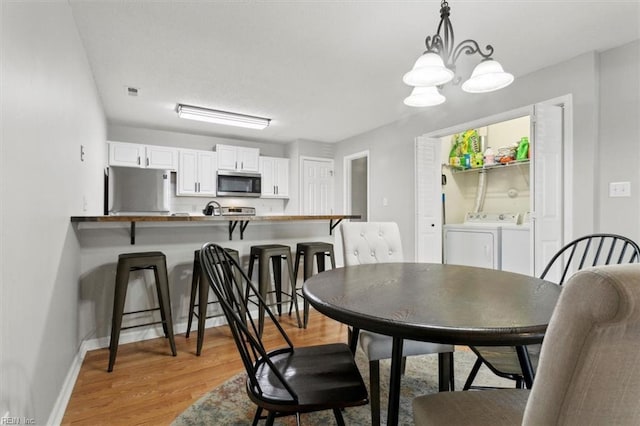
[177,149,217,196]
[259,156,289,198]
[216,144,259,172]
[108,141,177,170]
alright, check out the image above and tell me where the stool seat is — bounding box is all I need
[291,242,336,328]
[248,244,302,334]
[186,247,240,356]
[119,251,165,260]
[108,251,176,372]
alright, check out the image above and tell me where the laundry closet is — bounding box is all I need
[441,116,532,274]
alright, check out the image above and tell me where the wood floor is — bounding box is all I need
[62,310,350,425]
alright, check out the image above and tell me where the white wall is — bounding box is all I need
[335,50,604,261]
[597,40,640,237]
[1,2,106,423]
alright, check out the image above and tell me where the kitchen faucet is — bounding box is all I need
[203,200,222,216]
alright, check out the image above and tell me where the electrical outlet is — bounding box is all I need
[609,182,631,197]
[382,197,388,206]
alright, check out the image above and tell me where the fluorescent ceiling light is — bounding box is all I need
[177,104,271,130]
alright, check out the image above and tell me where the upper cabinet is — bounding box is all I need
[259,156,289,198]
[177,149,217,196]
[108,141,177,170]
[216,144,259,172]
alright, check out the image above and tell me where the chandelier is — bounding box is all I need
[403,0,514,107]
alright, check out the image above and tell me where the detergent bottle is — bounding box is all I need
[516,137,529,161]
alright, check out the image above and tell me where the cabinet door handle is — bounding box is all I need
[235,160,238,170]
[137,156,141,165]
[241,161,244,170]
[146,158,149,167]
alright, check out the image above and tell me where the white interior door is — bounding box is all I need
[533,102,565,278]
[415,136,443,263]
[301,157,334,214]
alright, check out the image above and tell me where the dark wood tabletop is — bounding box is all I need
[303,262,561,346]
[303,262,561,426]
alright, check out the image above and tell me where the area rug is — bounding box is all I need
[173,349,513,425]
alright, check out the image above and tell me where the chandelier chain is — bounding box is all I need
[424,0,494,72]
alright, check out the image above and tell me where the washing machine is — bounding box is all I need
[501,215,531,275]
[443,212,520,270]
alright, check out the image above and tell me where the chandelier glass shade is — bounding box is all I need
[403,0,514,107]
[461,59,514,93]
[403,52,454,87]
[403,86,446,107]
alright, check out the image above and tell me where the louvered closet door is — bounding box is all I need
[415,136,442,263]
[533,102,564,278]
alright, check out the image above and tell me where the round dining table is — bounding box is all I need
[303,262,561,426]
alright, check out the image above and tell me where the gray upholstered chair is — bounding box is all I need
[413,263,640,425]
[341,221,454,426]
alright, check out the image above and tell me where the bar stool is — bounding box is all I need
[186,247,240,356]
[247,244,302,334]
[108,251,176,372]
[289,242,336,328]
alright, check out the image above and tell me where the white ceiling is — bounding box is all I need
[69,1,640,144]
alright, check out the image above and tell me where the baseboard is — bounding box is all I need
[80,316,229,352]
[48,315,230,423]
[47,342,87,426]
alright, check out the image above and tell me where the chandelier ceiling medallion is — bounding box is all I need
[403,0,514,107]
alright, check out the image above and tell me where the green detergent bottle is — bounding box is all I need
[516,137,529,161]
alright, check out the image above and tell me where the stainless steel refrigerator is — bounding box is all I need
[107,166,170,215]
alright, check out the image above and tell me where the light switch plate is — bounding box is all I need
[609,181,631,197]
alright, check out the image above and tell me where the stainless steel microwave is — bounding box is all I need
[217,170,262,197]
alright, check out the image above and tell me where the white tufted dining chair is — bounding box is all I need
[340,221,455,426]
[342,221,404,265]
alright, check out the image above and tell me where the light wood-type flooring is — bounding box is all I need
[62,310,349,425]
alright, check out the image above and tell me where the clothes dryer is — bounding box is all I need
[443,212,520,270]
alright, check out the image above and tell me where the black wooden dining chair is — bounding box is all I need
[199,243,369,426]
[463,233,640,390]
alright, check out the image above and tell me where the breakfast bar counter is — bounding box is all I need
[71,214,360,244]
[72,213,358,347]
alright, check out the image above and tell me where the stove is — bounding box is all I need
[220,206,256,216]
